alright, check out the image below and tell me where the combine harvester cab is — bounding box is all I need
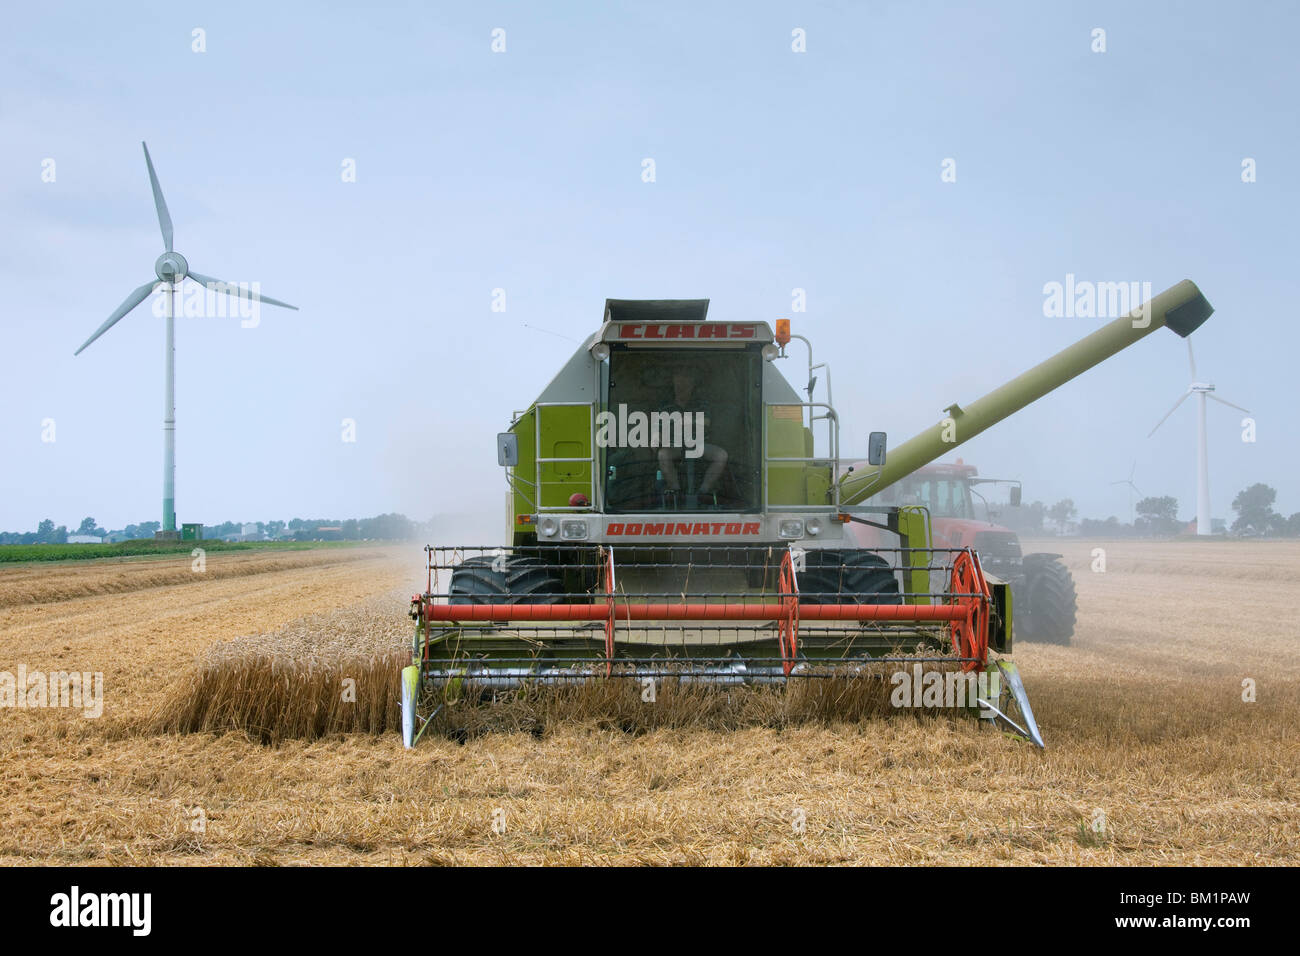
[405,285,1214,749]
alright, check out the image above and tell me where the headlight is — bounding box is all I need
[539,517,559,537]
[806,518,822,536]
[560,519,589,540]
[778,519,805,539]
[591,343,611,362]
[761,344,780,361]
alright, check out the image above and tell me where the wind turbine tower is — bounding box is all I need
[74,142,297,536]
[1110,461,1142,525]
[1148,342,1249,536]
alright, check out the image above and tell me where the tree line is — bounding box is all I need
[4,481,1295,544]
[997,482,1298,537]
[0,513,430,545]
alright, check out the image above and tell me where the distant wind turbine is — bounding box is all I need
[73,142,298,536]
[1110,460,1142,524]
[1147,341,1248,536]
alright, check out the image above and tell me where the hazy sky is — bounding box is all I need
[2,1,1296,533]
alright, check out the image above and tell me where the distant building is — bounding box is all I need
[228,522,267,542]
[67,534,103,544]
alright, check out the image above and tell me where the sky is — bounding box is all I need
[1,0,1296,533]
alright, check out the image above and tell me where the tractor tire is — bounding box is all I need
[449,555,566,605]
[797,550,902,605]
[1016,555,1077,645]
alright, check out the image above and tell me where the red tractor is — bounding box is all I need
[863,459,1077,645]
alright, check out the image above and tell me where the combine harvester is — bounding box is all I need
[404,282,1214,748]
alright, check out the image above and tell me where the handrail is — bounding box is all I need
[763,400,841,510]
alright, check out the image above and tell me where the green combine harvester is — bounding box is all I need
[403,281,1214,748]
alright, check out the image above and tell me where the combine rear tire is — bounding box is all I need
[797,550,902,605]
[449,555,565,605]
[1017,555,1076,645]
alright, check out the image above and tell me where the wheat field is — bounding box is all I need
[0,539,1297,865]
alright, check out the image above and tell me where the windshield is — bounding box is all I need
[898,477,975,519]
[601,346,762,512]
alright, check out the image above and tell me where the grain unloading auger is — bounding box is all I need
[404,283,1214,748]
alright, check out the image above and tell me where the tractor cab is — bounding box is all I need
[870,460,1025,524]
[876,461,981,520]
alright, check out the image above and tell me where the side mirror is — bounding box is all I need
[867,431,887,467]
[1010,486,1022,508]
[497,432,519,467]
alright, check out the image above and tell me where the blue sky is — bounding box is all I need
[2,0,1296,532]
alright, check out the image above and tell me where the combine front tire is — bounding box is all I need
[797,550,902,605]
[449,555,565,604]
[1017,555,1076,645]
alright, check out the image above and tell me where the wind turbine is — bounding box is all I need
[74,142,297,537]
[1110,460,1142,525]
[1147,341,1248,536]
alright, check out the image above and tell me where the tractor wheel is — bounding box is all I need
[449,555,565,605]
[797,550,902,605]
[1017,556,1077,644]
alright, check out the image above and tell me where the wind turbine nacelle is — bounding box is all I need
[155,251,189,282]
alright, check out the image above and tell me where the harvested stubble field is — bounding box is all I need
[1,538,1297,865]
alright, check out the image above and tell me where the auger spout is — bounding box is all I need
[839,279,1214,505]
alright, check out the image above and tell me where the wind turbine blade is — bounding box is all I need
[1147,390,1192,438]
[74,281,158,355]
[188,272,299,311]
[1207,393,1250,415]
[1130,482,1143,496]
[1186,340,1197,380]
[142,142,174,252]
